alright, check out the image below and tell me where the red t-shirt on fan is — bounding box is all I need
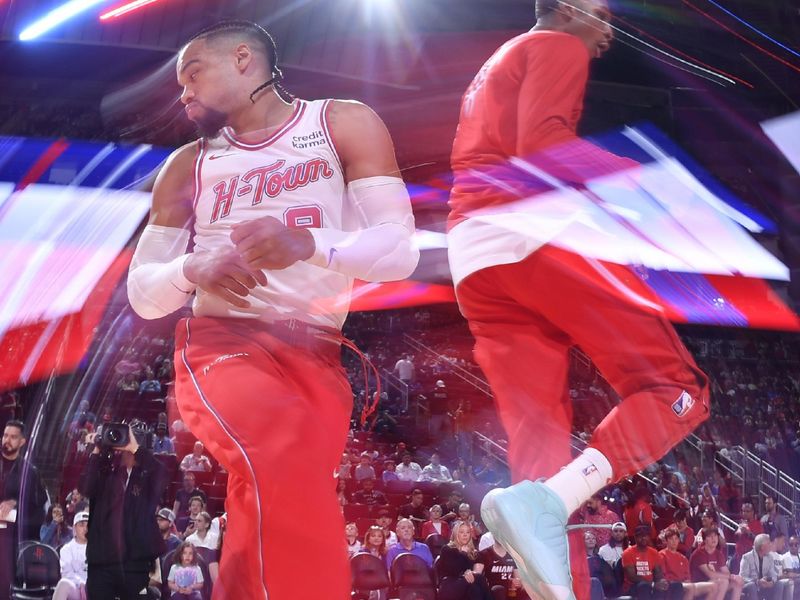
[660,548,690,582]
[689,547,727,582]
[622,546,662,591]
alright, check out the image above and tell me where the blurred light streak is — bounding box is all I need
[570,4,736,86]
[683,0,800,75]
[701,0,800,60]
[19,0,108,41]
[99,0,164,20]
[615,15,754,88]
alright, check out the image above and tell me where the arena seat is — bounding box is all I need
[10,542,60,600]
[389,552,436,600]
[350,553,391,599]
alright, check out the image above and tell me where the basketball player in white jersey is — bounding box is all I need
[126,21,419,600]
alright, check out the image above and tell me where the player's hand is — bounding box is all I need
[184,248,268,308]
[655,579,669,591]
[230,216,315,271]
[464,570,475,583]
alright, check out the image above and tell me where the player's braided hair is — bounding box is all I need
[186,20,294,103]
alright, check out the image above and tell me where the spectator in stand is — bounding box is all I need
[167,541,204,600]
[70,400,96,434]
[139,367,162,395]
[690,528,744,600]
[762,496,791,541]
[718,474,741,515]
[443,489,465,524]
[421,453,454,483]
[75,429,91,457]
[65,488,89,525]
[336,453,352,480]
[391,442,409,465]
[452,458,474,484]
[118,373,139,393]
[671,510,696,558]
[386,518,433,569]
[157,508,182,556]
[382,459,399,485]
[735,503,765,572]
[694,510,726,549]
[179,441,212,473]
[354,454,376,482]
[185,511,218,551]
[396,453,423,482]
[599,522,629,568]
[352,478,388,506]
[361,525,388,559]
[157,358,173,382]
[453,503,484,544]
[399,489,429,535]
[780,535,800,598]
[0,420,47,539]
[394,355,415,385]
[53,510,89,600]
[579,493,620,547]
[421,504,451,541]
[153,423,175,455]
[659,526,719,600]
[437,522,493,600]
[376,508,398,546]
[740,533,783,600]
[699,483,718,512]
[625,487,657,541]
[41,504,73,547]
[345,523,362,557]
[427,380,450,439]
[336,478,349,507]
[172,473,207,518]
[362,441,381,462]
[473,455,502,486]
[622,525,672,599]
[176,496,206,540]
[478,537,527,599]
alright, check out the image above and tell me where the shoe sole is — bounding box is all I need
[481,486,575,600]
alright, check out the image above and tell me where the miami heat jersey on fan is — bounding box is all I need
[192,98,354,329]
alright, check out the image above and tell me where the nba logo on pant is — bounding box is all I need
[671,391,694,417]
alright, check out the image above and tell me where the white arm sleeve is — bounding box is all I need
[305,176,419,281]
[127,224,196,320]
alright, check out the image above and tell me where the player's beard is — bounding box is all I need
[192,106,228,138]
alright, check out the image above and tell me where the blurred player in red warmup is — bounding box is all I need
[127,20,418,600]
[447,2,710,599]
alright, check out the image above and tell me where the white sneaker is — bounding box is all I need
[481,480,575,600]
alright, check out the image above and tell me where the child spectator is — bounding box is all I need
[167,542,204,600]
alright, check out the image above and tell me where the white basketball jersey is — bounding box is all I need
[191,99,353,329]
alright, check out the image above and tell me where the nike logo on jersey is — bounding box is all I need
[208,153,237,160]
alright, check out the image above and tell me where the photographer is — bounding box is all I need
[80,421,167,599]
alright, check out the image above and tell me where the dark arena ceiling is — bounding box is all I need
[1,0,799,188]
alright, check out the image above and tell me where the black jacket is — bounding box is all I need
[80,447,167,569]
[0,455,47,541]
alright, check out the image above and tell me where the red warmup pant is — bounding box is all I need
[456,244,710,600]
[174,317,353,600]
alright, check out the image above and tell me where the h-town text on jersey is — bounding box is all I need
[210,157,334,223]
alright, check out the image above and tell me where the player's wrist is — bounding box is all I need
[293,228,316,262]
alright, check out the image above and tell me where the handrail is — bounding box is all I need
[402,334,493,396]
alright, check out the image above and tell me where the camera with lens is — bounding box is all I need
[95,420,153,450]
